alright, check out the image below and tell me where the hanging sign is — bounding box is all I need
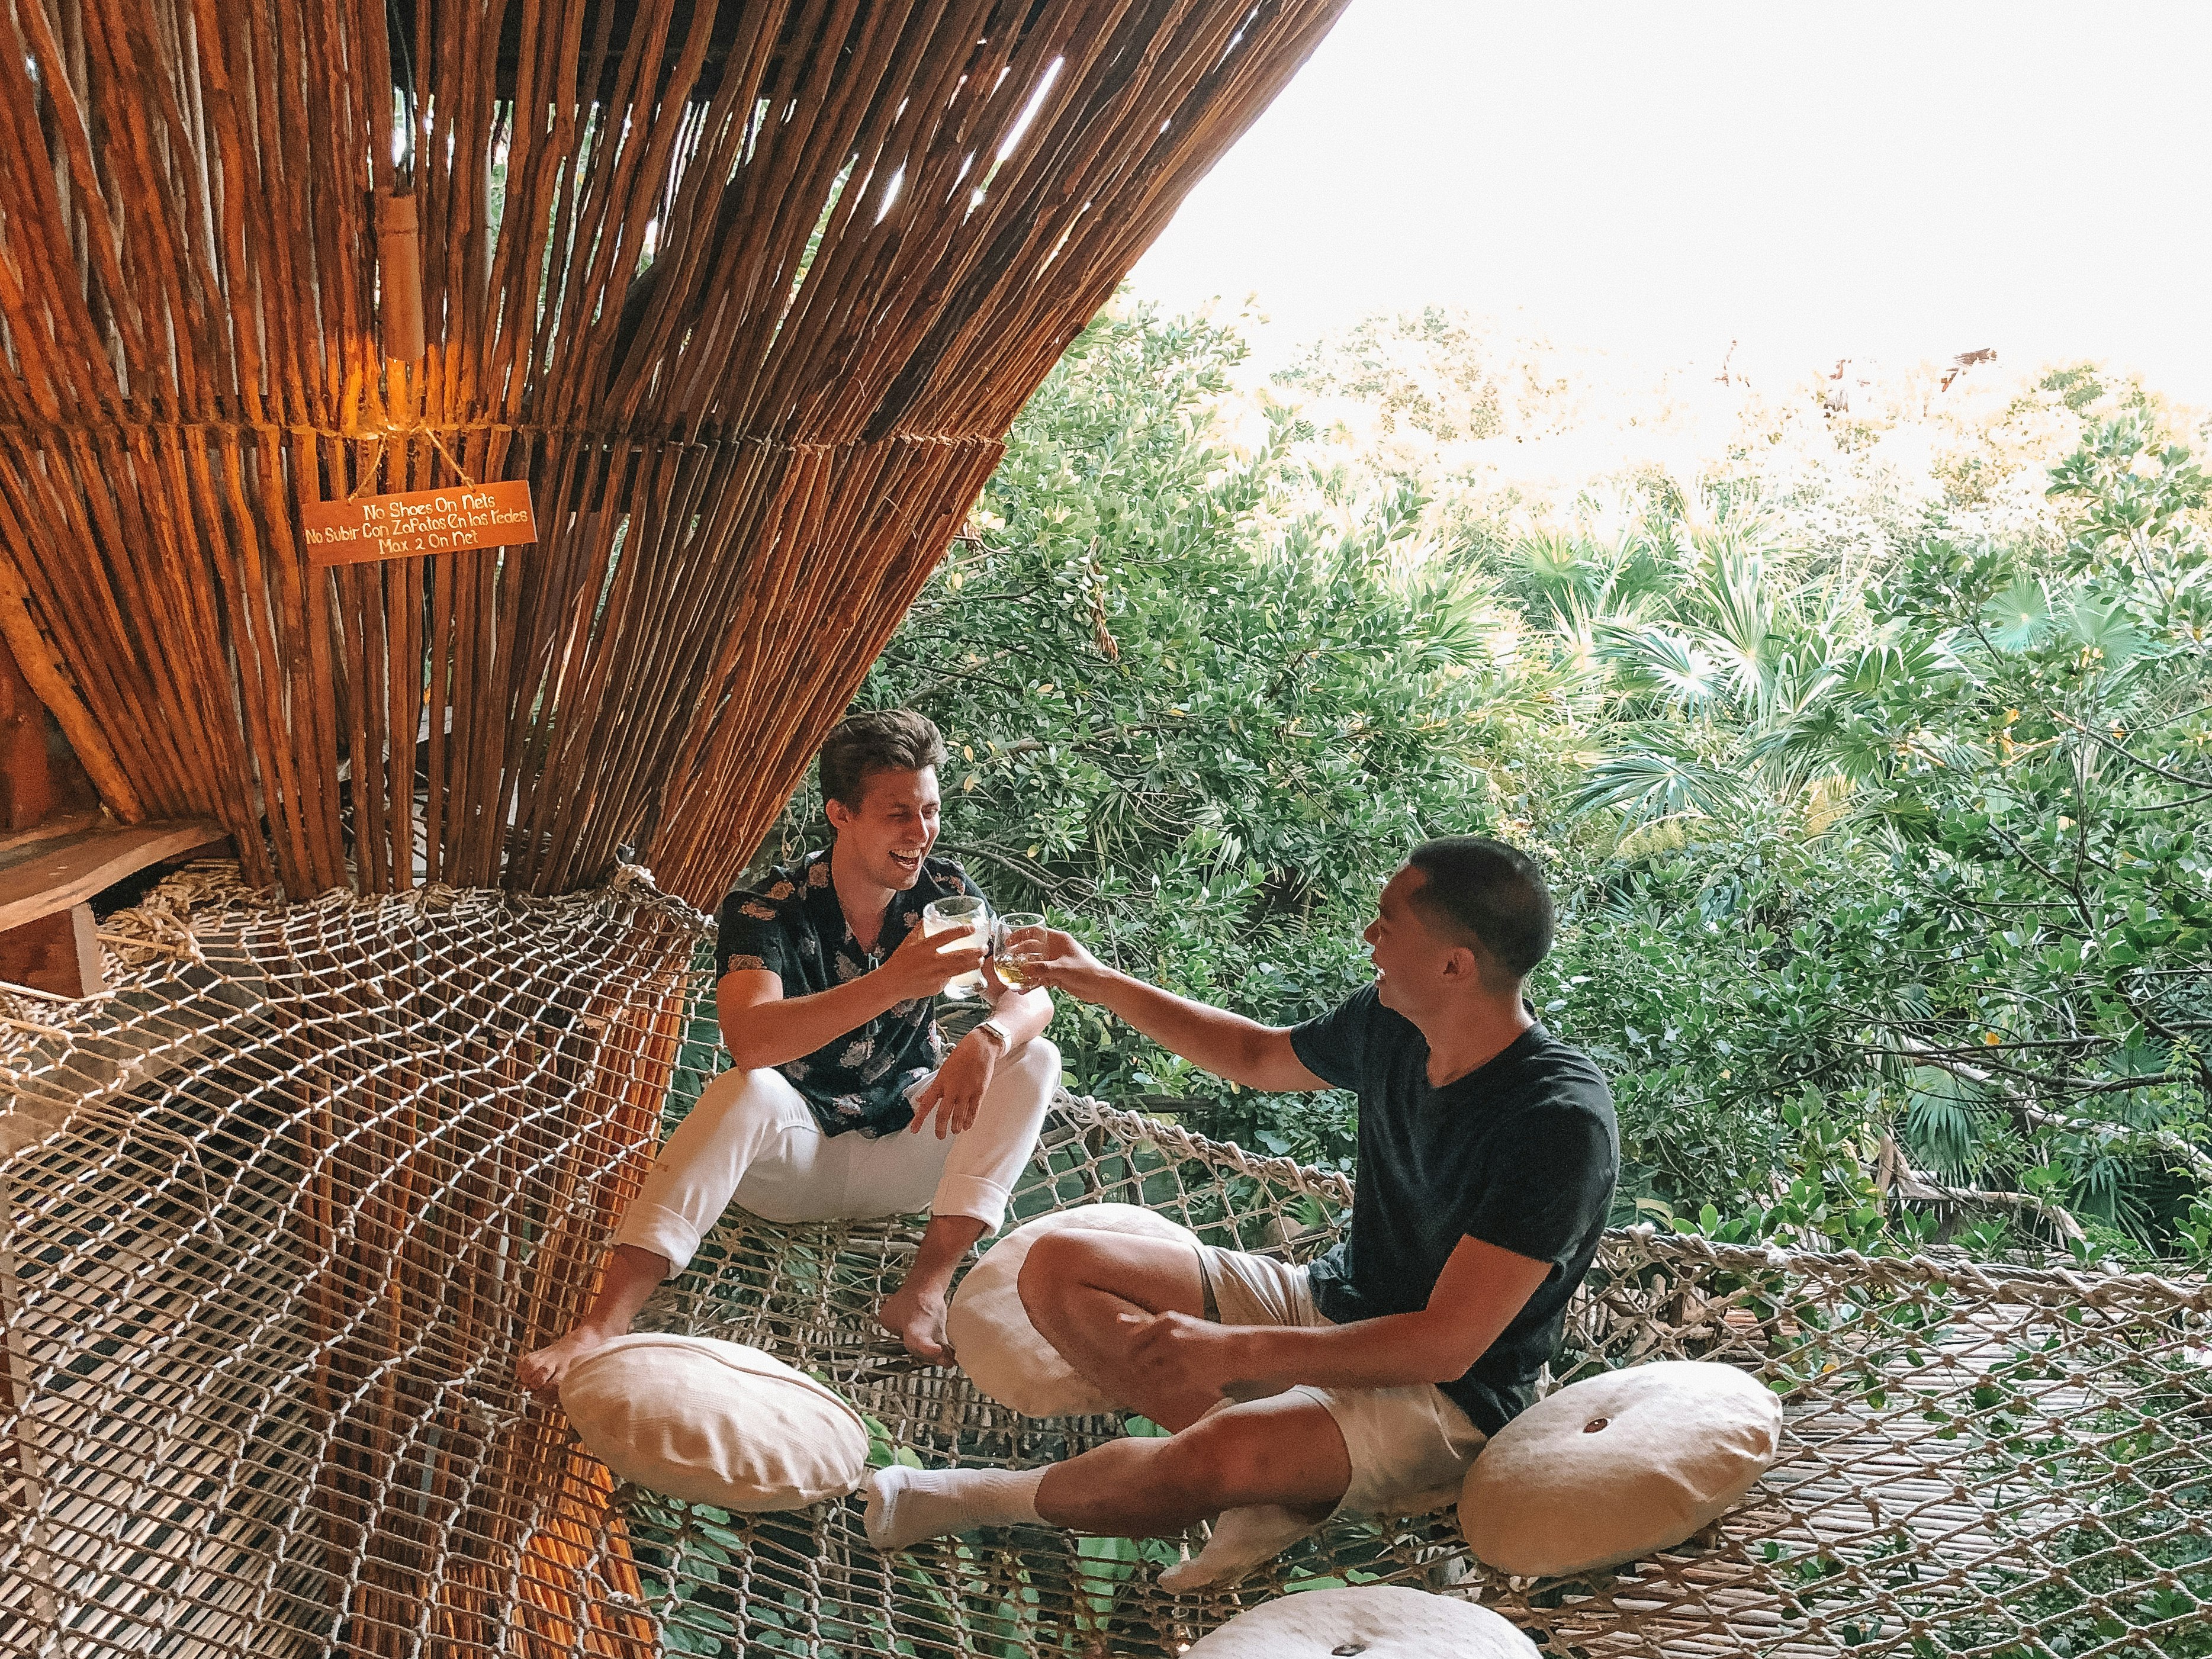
[300,480,536,567]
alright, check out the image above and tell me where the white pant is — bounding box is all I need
[615,1038,1060,1273]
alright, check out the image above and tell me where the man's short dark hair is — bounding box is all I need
[819,709,947,808]
[1405,835,1555,983]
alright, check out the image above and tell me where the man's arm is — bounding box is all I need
[1124,1236,1553,1395]
[1021,928,1326,1092]
[905,970,1056,1137]
[717,923,986,1069]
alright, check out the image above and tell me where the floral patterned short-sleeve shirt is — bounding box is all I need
[715,847,987,1137]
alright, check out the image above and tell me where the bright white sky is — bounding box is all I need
[1128,1,2212,403]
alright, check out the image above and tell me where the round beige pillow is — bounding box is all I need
[947,1202,1200,1417]
[561,1333,869,1511]
[1459,1359,1783,1577]
[1184,1585,1539,1658]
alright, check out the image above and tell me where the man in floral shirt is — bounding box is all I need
[520,711,1057,1388]
[716,848,980,1133]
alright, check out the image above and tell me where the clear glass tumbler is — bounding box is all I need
[921,895,989,999]
[992,912,1047,990]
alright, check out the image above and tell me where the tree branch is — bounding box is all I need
[1878,1136,2087,1243]
[1885,1043,2212,1186]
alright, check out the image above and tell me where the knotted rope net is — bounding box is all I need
[4,877,2208,1658]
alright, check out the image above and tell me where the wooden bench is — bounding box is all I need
[0,816,227,999]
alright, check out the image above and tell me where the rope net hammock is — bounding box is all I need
[4,873,2208,1659]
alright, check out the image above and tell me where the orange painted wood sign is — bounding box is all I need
[301,480,536,565]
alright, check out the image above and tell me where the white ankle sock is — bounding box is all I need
[864,1465,1044,1551]
[1156,1504,1323,1592]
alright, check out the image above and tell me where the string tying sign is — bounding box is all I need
[300,480,536,566]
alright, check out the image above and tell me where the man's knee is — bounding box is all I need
[1007,1034,1060,1086]
[687,1065,805,1131]
[731,1065,806,1102]
[1017,1227,1110,1323]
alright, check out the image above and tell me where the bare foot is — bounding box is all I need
[517,1324,620,1396]
[877,1282,952,1364]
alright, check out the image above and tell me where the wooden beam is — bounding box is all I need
[0,813,106,859]
[0,904,99,999]
[0,626,56,832]
[0,597,107,831]
[0,819,227,936]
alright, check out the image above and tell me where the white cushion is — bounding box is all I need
[1459,1359,1783,1577]
[561,1333,869,1511]
[1184,1585,1539,1658]
[948,1203,1200,1417]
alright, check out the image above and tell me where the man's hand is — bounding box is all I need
[1119,1308,1274,1404]
[908,1029,998,1138]
[1007,926,1323,1092]
[1012,927,1114,1003]
[881,918,988,1004]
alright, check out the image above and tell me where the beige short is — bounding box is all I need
[1195,1244,1486,1519]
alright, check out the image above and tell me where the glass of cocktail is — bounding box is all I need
[920,895,989,999]
[992,913,1047,991]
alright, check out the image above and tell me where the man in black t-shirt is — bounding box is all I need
[519,712,1057,1393]
[864,837,1616,1587]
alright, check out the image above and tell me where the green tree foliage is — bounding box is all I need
[761,306,2211,1262]
[1529,407,2211,1258]
[761,306,1571,1161]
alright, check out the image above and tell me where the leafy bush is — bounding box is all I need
[755,301,2210,1261]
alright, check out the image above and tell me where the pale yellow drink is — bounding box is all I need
[992,912,1047,992]
[922,895,989,998]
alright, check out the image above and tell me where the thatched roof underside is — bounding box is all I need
[0,0,1350,903]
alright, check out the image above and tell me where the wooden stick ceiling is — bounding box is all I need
[0,0,1351,905]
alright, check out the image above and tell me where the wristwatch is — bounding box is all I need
[973,1017,1013,1054]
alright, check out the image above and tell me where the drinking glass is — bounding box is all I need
[992,913,1047,991]
[921,895,989,999]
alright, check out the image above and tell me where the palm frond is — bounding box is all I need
[1982,580,2055,652]
[1695,545,1784,705]
[1903,1065,1984,1183]
[1596,622,1724,707]
[1568,728,1758,821]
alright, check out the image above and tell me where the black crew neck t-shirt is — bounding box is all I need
[1289,986,1618,1436]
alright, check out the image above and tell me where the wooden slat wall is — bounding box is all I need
[0,0,1353,907]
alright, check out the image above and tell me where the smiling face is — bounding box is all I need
[825,766,942,890]
[1364,864,1476,1017]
